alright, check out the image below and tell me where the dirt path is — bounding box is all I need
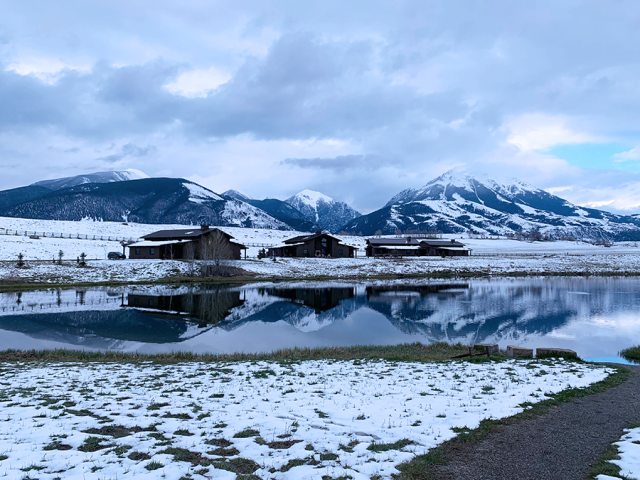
[422,364,640,480]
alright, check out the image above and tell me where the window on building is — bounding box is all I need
[148,299,154,306]
[338,249,343,255]
[135,248,140,255]
[134,298,139,306]
[303,249,308,256]
[150,247,155,255]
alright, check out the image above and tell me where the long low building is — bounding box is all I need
[366,237,469,257]
[268,232,357,258]
[128,225,247,260]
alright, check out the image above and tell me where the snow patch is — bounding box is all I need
[184,182,223,203]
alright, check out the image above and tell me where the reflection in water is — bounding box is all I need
[0,278,639,359]
[127,288,244,326]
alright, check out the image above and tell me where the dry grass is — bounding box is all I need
[0,342,471,364]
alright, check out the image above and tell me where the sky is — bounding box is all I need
[2,1,640,214]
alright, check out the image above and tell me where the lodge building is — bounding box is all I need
[365,237,469,257]
[268,232,357,258]
[127,225,247,260]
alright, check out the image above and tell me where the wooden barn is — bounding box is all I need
[366,237,469,257]
[128,225,247,260]
[268,232,357,258]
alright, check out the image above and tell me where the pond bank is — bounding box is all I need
[3,253,640,290]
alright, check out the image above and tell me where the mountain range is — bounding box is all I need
[341,170,640,240]
[2,168,640,240]
[0,171,360,232]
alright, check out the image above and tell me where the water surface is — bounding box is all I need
[1,277,639,362]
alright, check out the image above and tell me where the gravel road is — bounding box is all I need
[423,364,640,480]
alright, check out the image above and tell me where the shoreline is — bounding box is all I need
[3,254,640,291]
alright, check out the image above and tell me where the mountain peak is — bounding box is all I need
[292,189,334,205]
[285,190,360,232]
[223,189,252,202]
[32,169,149,191]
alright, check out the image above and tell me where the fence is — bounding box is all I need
[1,229,138,243]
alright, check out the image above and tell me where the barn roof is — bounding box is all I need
[142,227,234,240]
[367,238,422,246]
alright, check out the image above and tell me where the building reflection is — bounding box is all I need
[260,287,356,313]
[127,289,245,326]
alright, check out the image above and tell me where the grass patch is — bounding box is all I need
[279,457,312,472]
[158,447,207,465]
[267,439,302,449]
[78,436,114,452]
[621,345,640,363]
[208,446,240,456]
[590,420,640,479]
[368,439,415,452]
[82,425,134,438]
[128,451,151,461]
[233,428,260,438]
[319,452,339,461]
[0,342,471,364]
[145,461,163,471]
[394,365,633,479]
[212,458,260,475]
[43,440,72,451]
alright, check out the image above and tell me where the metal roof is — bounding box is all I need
[142,227,233,240]
[367,238,422,246]
[282,232,354,247]
[419,240,466,247]
[128,240,184,247]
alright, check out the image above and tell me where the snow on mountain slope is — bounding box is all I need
[222,189,252,202]
[0,177,292,230]
[345,170,640,240]
[185,183,223,203]
[32,169,149,191]
[285,189,361,233]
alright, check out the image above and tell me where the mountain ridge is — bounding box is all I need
[285,189,361,233]
[341,170,640,240]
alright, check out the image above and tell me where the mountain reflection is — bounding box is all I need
[0,278,639,353]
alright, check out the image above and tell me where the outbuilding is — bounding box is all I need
[365,237,469,257]
[128,225,247,260]
[268,232,357,258]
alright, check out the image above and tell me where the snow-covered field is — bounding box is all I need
[0,359,610,480]
[3,252,640,285]
[0,216,366,260]
[3,217,640,284]
[597,427,640,480]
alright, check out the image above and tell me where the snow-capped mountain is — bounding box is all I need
[0,177,292,229]
[32,169,149,191]
[341,170,640,240]
[221,190,321,231]
[222,189,252,202]
[285,189,361,233]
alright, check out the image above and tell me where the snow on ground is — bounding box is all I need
[0,359,610,480]
[4,252,640,285]
[597,427,640,480]
[2,216,640,261]
[0,216,364,260]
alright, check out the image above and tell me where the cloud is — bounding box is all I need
[503,113,600,152]
[164,66,231,97]
[613,147,640,161]
[281,154,387,172]
[2,2,640,213]
[96,143,157,164]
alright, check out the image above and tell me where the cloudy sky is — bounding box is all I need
[2,0,640,214]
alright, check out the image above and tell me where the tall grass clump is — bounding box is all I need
[620,345,640,363]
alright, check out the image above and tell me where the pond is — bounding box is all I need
[1,277,639,363]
